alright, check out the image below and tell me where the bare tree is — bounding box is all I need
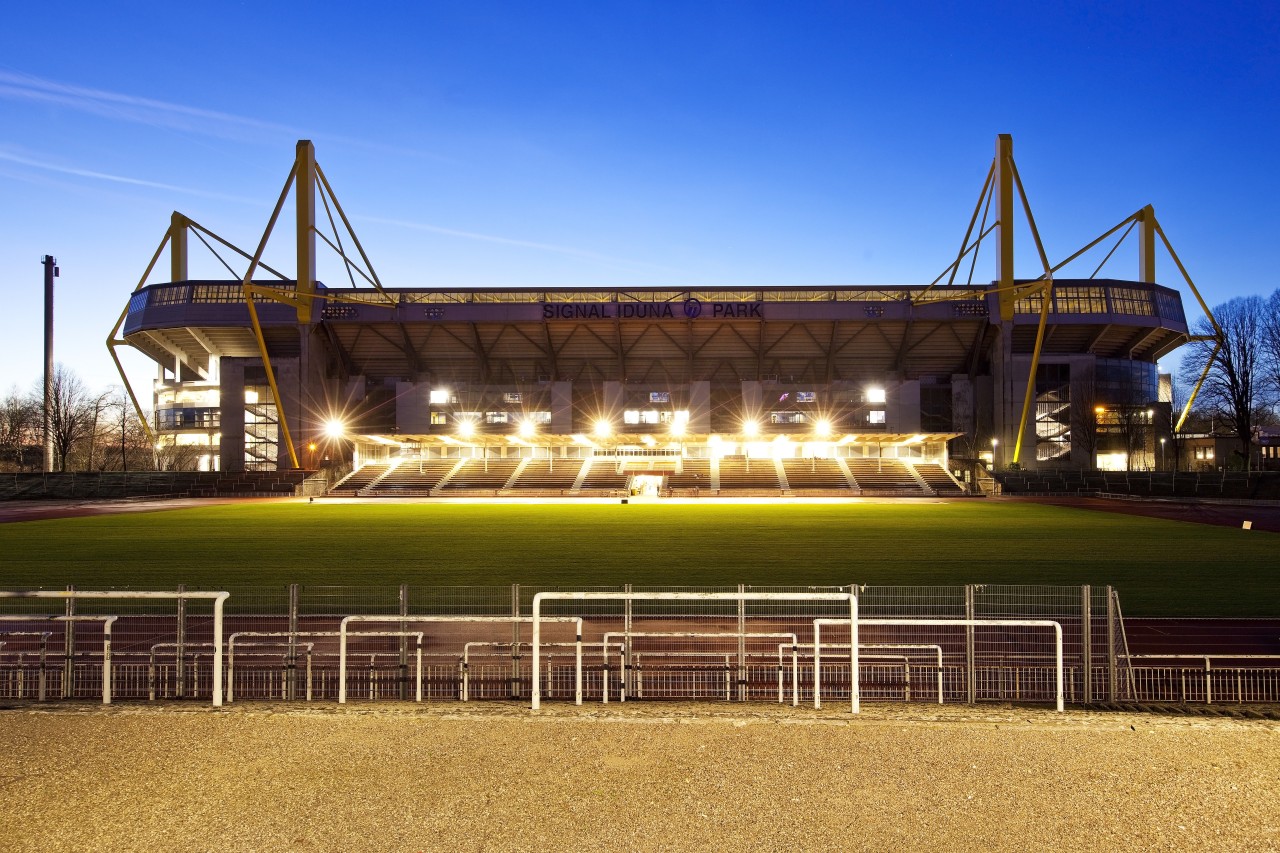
[0,387,40,471]
[1069,376,1100,468]
[99,390,155,472]
[1262,288,1280,401]
[38,365,93,472]
[1180,296,1270,470]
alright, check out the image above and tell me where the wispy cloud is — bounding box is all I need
[0,149,262,205]
[0,69,296,141]
[359,214,690,276]
[0,146,684,277]
[0,69,450,161]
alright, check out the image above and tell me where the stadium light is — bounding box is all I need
[593,419,612,439]
[324,419,345,439]
[814,419,832,438]
[457,419,476,440]
[670,420,686,439]
[742,419,759,438]
[518,419,536,439]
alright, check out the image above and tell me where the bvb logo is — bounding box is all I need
[683,298,703,319]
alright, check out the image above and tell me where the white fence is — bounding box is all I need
[6,584,1269,709]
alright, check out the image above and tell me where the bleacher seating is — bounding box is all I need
[846,460,926,494]
[716,456,782,491]
[0,470,311,499]
[511,459,583,491]
[577,459,630,491]
[781,458,852,491]
[913,463,966,495]
[372,460,458,493]
[440,458,522,491]
[330,463,390,494]
[664,459,712,491]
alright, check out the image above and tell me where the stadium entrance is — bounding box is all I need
[628,474,664,497]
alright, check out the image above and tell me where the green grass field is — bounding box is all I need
[0,500,1274,616]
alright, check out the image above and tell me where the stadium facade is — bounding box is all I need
[110,136,1206,492]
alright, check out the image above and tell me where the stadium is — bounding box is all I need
[4,136,1278,850]
[108,135,1205,495]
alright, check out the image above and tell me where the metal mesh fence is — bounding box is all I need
[2,583,1270,707]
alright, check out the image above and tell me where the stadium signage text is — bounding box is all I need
[542,300,764,321]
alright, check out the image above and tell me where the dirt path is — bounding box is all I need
[1,702,1276,852]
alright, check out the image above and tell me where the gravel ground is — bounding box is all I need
[1,703,1277,852]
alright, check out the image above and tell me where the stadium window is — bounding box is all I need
[429,389,451,405]
[866,387,887,404]
[868,410,886,425]
[624,410,640,425]
[770,411,806,424]
[530,411,552,424]
[485,412,510,424]
[640,410,661,424]
[503,392,522,403]
[649,391,671,403]
[796,391,816,403]
[430,412,447,425]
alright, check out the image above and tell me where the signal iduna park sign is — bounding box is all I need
[542,298,764,320]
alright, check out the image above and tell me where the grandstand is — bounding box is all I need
[107,136,1208,498]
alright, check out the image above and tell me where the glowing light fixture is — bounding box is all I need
[518,419,536,439]
[742,420,760,438]
[670,421,686,438]
[594,419,612,439]
[457,419,476,439]
[324,419,346,439]
[814,419,832,438]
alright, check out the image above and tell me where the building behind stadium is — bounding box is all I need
[110,136,1206,490]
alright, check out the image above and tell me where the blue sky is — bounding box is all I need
[2,2,1277,393]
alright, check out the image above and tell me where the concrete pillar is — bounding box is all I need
[219,359,246,472]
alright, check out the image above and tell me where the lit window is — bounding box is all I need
[624,410,640,425]
[430,412,447,425]
[429,389,450,405]
[866,387,887,404]
[869,410,886,425]
[649,391,671,403]
[485,412,510,424]
[503,392,522,403]
[796,391,816,403]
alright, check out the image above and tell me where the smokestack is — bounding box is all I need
[42,255,58,472]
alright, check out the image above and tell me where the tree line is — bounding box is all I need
[0,365,158,473]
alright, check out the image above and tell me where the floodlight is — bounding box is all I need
[594,419,612,439]
[457,419,476,439]
[742,419,759,438]
[518,419,536,439]
[324,419,345,439]
[814,419,832,438]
